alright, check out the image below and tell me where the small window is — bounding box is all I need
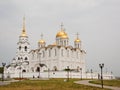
[19,46,21,50]
[53,66,57,71]
[25,57,28,60]
[36,67,40,72]
[25,46,27,51]
[22,70,26,72]
[18,57,20,60]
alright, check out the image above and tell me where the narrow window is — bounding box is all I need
[25,46,27,51]
[25,57,28,60]
[18,57,20,60]
[19,46,21,50]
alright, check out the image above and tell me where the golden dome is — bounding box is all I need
[75,38,81,42]
[38,39,45,44]
[61,34,68,39]
[56,30,68,38]
[21,30,27,37]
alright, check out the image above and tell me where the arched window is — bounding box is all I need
[53,66,57,71]
[18,57,20,60]
[25,46,27,51]
[19,46,21,50]
[25,57,28,60]
[22,70,26,72]
[36,67,40,72]
[64,40,66,46]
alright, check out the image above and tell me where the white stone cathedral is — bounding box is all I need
[4,18,114,79]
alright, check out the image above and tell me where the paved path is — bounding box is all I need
[74,80,120,90]
[0,80,19,86]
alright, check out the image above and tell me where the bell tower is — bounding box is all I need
[16,17,30,63]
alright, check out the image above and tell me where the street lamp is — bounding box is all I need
[48,68,50,79]
[91,69,93,79]
[80,68,82,80]
[19,57,23,81]
[67,66,70,81]
[99,63,104,88]
[2,62,6,82]
[38,53,41,78]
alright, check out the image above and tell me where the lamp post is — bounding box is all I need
[80,68,82,80]
[67,66,70,81]
[2,62,6,82]
[91,69,93,79]
[19,57,23,81]
[99,63,104,88]
[48,68,50,79]
[39,53,41,78]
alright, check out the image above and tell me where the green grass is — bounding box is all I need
[0,78,110,90]
[89,80,120,87]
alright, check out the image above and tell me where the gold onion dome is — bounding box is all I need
[56,30,68,39]
[21,29,27,37]
[38,39,45,44]
[38,34,45,44]
[74,33,81,42]
[61,34,68,39]
[75,38,81,42]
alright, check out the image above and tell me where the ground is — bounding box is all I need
[0,78,109,90]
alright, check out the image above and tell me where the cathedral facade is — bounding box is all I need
[5,18,86,78]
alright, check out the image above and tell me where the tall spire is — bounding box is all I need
[21,16,27,37]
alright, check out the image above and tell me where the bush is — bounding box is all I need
[0,67,3,73]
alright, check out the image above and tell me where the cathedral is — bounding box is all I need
[4,18,86,78]
[4,18,114,79]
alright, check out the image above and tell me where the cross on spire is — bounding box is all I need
[40,33,43,39]
[60,22,64,30]
[76,32,79,39]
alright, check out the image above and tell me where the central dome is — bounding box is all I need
[38,39,45,44]
[56,30,68,38]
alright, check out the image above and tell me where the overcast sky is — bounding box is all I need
[0,0,120,76]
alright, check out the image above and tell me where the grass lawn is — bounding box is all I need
[0,78,110,90]
[89,80,120,87]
